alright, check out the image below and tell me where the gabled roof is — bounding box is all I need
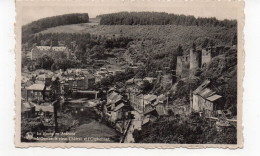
[126,78,143,84]
[107,92,123,104]
[207,94,222,102]
[26,83,51,91]
[113,103,125,112]
[193,80,211,94]
[199,88,215,98]
[21,102,34,112]
[144,94,157,102]
[126,78,135,84]
[37,74,48,79]
[35,104,54,113]
[144,108,158,115]
[157,94,167,102]
[142,117,150,125]
[108,91,118,99]
[143,77,156,82]
[113,95,123,103]
[194,80,222,101]
[26,84,45,91]
[156,108,166,116]
[108,87,116,93]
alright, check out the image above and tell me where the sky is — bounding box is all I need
[20,0,239,25]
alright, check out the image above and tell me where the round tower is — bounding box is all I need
[190,49,200,70]
[189,49,201,76]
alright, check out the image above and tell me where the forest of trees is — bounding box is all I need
[25,32,132,51]
[99,12,237,28]
[133,113,237,144]
[22,13,89,43]
[22,32,133,70]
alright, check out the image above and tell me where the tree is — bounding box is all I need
[209,40,215,47]
[99,12,236,28]
[37,55,54,70]
[54,58,79,71]
[140,80,153,94]
[176,45,183,56]
[202,38,209,48]
[22,13,89,43]
[192,42,196,50]
[132,116,236,144]
[50,77,61,133]
[90,45,105,59]
[135,68,147,79]
[99,76,114,89]
[22,55,29,68]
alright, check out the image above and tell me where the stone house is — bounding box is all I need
[104,91,123,118]
[130,93,157,113]
[21,102,35,118]
[34,103,54,117]
[66,75,95,91]
[191,80,223,117]
[30,45,71,60]
[111,102,131,123]
[26,83,51,102]
[153,94,168,116]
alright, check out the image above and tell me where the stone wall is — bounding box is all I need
[176,55,190,79]
[189,49,201,76]
[201,48,212,67]
[176,47,214,79]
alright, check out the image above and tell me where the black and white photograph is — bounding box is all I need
[15,0,243,148]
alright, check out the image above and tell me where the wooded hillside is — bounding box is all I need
[22,13,89,43]
[99,12,237,28]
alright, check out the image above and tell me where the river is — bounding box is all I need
[62,100,121,143]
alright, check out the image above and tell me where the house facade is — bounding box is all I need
[191,80,223,117]
[26,84,51,102]
[30,45,71,60]
[66,75,95,91]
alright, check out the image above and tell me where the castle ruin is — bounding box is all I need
[176,45,235,79]
[176,47,214,79]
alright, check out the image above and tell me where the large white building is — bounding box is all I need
[29,45,72,60]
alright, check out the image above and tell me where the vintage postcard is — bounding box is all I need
[15,0,244,148]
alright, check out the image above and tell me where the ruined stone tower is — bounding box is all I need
[201,47,212,68]
[189,48,201,76]
[175,46,213,80]
[176,55,190,79]
[176,56,183,79]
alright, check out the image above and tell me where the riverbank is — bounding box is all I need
[62,103,121,143]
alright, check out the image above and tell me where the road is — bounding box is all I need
[124,110,142,143]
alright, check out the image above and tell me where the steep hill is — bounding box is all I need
[22,13,89,43]
[98,12,237,28]
[38,24,236,52]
